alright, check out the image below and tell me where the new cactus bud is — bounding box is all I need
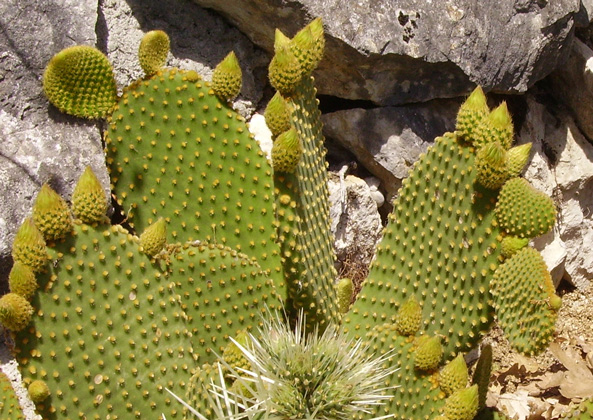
[438,354,469,396]
[500,235,529,259]
[456,86,489,142]
[72,166,108,224]
[272,128,303,173]
[0,293,34,332]
[414,335,443,371]
[212,51,242,101]
[139,217,167,257]
[475,142,509,190]
[336,277,354,314]
[8,262,38,301]
[264,91,291,137]
[505,143,532,178]
[43,45,117,118]
[28,380,50,403]
[290,17,325,74]
[32,183,73,241]
[495,178,556,239]
[222,331,251,375]
[138,30,170,76]
[443,384,479,420]
[11,217,48,273]
[480,102,514,150]
[549,294,563,311]
[394,296,422,336]
[269,30,303,95]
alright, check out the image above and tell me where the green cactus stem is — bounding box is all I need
[43,45,117,118]
[138,30,170,76]
[212,51,242,101]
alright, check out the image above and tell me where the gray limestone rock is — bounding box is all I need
[193,0,579,104]
[519,95,593,290]
[322,100,459,200]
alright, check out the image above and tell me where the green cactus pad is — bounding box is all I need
[174,243,281,364]
[139,217,167,257]
[438,354,469,396]
[43,45,117,119]
[13,222,197,418]
[456,86,489,142]
[336,278,354,314]
[0,293,33,332]
[500,235,529,259]
[28,380,50,403]
[105,67,282,282]
[472,344,492,410]
[491,247,558,355]
[32,184,73,242]
[212,51,242,101]
[264,91,291,137]
[475,142,509,190]
[413,335,443,371]
[394,296,423,336]
[505,143,532,178]
[11,217,48,273]
[345,133,500,357]
[71,166,108,224]
[138,30,170,76]
[8,262,38,301]
[0,372,24,420]
[272,128,302,173]
[268,31,304,95]
[442,384,479,420]
[495,178,556,239]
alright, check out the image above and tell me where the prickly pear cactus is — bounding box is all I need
[0,372,24,420]
[343,86,559,420]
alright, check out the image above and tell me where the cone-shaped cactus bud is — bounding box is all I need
[456,86,489,142]
[485,102,514,150]
[269,30,303,95]
[394,296,422,336]
[212,51,242,101]
[414,335,443,371]
[264,91,291,137]
[475,142,510,190]
[549,294,562,311]
[272,128,302,173]
[72,166,108,224]
[11,217,48,273]
[139,217,167,257]
[505,143,532,178]
[443,385,479,420]
[43,45,117,118]
[290,17,325,74]
[495,178,556,238]
[439,354,469,396]
[500,235,529,259]
[336,278,354,314]
[222,331,251,374]
[32,183,73,242]
[0,293,34,331]
[8,262,38,301]
[472,344,492,410]
[28,380,50,403]
[138,30,170,76]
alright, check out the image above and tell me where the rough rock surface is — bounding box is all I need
[328,172,383,273]
[519,95,593,290]
[322,100,459,199]
[193,0,580,104]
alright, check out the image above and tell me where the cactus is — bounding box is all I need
[5,18,561,420]
[561,398,593,419]
[0,372,25,420]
